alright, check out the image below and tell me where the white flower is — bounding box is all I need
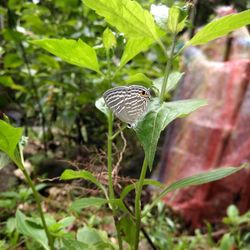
[150,4,169,28]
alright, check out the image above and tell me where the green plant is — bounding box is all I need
[142,203,250,250]
[219,205,250,250]
[0,183,47,211]
[0,121,55,249]
[0,1,250,250]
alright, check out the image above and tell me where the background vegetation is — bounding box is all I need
[0,0,250,249]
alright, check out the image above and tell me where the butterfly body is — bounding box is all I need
[103,85,150,126]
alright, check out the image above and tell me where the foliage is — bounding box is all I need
[142,202,250,250]
[0,120,23,165]
[220,205,250,249]
[186,9,250,47]
[135,98,207,170]
[0,0,250,250]
[0,183,47,210]
[30,39,101,73]
[83,0,161,40]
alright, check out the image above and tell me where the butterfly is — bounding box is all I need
[103,85,151,127]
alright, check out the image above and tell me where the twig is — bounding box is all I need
[37,177,60,182]
[112,128,127,184]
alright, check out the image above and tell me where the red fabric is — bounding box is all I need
[161,59,250,228]
[159,9,250,227]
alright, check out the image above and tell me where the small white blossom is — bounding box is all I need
[150,4,169,28]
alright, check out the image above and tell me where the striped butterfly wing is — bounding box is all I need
[103,85,150,125]
[125,86,149,124]
[103,86,127,122]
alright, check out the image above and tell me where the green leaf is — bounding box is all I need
[103,28,116,50]
[16,210,49,250]
[4,53,23,68]
[61,238,88,250]
[0,76,26,92]
[153,71,184,96]
[0,120,23,161]
[135,98,207,170]
[37,54,60,69]
[120,37,153,68]
[220,233,235,250]
[125,73,152,88]
[168,6,187,33]
[164,166,245,193]
[30,38,101,73]
[6,217,16,235]
[70,197,107,212]
[25,214,56,228]
[186,10,250,47]
[2,29,24,42]
[77,226,115,249]
[60,169,98,183]
[143,165,246,217]
[77,92,93,105]
[79,230,104,246]
[95,97,109,117]
[0,199,15,209]
[0,152,10,170]
[24,183,48,199]
[84,0,159,40]
[227,205,239,219]
[118,215,136,248]
[48,216,75,236]
[60,169,106,195]
[57,216,76,229]
[109,199,130,214]
[121,179,163,200]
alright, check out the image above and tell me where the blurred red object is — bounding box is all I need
[159,8,250,228]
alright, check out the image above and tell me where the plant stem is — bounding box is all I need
[105,48,123,250]
[188,0,199,39]
[106,46,116,201]
[107,111,115,199]
[22,167,55,250]
[134,158,148,250]
[159,33,177,103]
[15,146,54,249]
[106,49,112,88]
[157,39,169,58]
[133,33,177,250]
[114,218,123,250]
[107,111,123,250]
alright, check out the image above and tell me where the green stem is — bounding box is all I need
[106,49,112,87]
[134,158,148,250]
[173,44,185,59]
[107,111,123,250]
[22,167,55,250]
[105,48,123,250]
[159,33,177,102]
[107,111,115,199]
[15,146,54,249]
[114,218,123,250]
[157,39,168,58]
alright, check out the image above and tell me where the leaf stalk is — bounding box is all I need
[159,33,177,102]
